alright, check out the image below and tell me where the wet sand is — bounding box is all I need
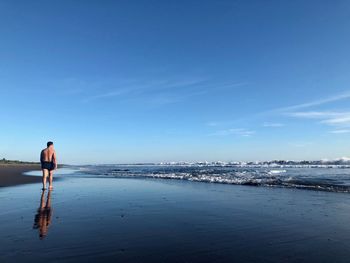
[0,164,41,187]
[1,173,350,262]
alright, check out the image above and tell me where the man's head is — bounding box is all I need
[47,141,54,148]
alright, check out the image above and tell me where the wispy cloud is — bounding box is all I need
[288,111,350,127]
[321,114,350,126]
[205,91,350,129]
[82,89,130,102]
[287,111,341,118]
[82,81,168,103]
[275,91,350,112]
[144,90,207,106]
[206,122,219,127]
[209,128,255,137]
[329,129,350,134]
[82,78,244,105]
[262,122,284,127]
[288,142,313,148]
[203,90,350,138]
[280,91,350,133]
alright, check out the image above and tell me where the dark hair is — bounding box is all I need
[47,141,53,147]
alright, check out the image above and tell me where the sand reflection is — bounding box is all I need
[33,190,53,239]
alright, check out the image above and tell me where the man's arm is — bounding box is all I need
[52,150,58,169]
[40,150,44,163]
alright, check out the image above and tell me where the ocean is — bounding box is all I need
[71,163,350,193]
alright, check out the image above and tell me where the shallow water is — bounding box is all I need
[72,164,350,193]
[1,174,350,262]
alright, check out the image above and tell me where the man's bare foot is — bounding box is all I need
[42,188,47,191]
[49,186,53,190]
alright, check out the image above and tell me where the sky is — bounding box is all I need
[1,0,350,164]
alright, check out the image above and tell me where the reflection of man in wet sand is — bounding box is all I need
[33,190,53,240]
[40,141,57,190]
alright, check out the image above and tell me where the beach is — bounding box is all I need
[0,164,42,187]
[2,1,348,262]
[1,169,350,262]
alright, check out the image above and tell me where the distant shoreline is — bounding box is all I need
[0,159,40,165]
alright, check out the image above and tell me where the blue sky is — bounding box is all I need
[1,0,350,164]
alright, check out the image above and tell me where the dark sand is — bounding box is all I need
[1,171,350,263]
[0,164,41,187]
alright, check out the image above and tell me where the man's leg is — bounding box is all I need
[48,170,54,189]
[42,169,48,190]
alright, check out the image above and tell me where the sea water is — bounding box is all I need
[69,164,350,193]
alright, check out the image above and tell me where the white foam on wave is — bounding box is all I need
[78,165,350,193]
[268,170,287,175]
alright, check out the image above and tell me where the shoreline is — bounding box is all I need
[0,164,42,187]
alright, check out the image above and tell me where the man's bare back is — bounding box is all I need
[41,148,56,163]
[40,141,57,190]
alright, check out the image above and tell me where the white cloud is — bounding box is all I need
[288,111,350,127]
[82,78,244,104]
[288,142,313,148]
[329,129,350,134]
[206,122,219,127]
[262,122,284,127]
[276,91,350,112]
[287,111,341,118]
[210,128,255,137]
[203,91,350,131]
[83,89,130,102]
[321,115,350,126]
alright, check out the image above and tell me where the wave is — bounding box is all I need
[268,169,287,175]
[74,165,350,193]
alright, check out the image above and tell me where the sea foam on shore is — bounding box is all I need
[73,164,350,193]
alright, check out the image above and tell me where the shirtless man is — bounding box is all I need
[40,141,57,190]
